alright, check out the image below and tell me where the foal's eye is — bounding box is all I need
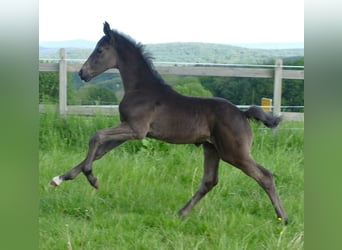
[97,49,103,54]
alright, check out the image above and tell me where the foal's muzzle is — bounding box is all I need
[79,69,91,82]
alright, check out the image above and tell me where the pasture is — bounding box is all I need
[39,111,304,249]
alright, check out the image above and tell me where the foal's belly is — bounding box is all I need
[147,118,211,144]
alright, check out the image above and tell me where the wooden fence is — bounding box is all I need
[39,48,304,120]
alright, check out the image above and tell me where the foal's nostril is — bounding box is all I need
[79,68,91,82]
[79,69,87,81]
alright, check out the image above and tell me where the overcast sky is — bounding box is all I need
[39,0,304,44]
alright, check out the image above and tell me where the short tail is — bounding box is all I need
[244,106,281,128]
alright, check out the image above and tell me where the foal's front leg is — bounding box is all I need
[50,123,139,188]
[50,140,123,188]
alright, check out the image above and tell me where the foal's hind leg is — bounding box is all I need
[232,156,288,224]
[178,142,220,217]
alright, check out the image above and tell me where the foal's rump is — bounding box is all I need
[212,104,281,164]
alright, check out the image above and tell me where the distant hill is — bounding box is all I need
[39,40,304,65]
[231,42,303,50]
[145,43,303,64]
[39,39,304,50]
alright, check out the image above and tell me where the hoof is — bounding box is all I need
[88,178,99,189]
[92,179,99,189]
[177,208,189,218]
[277,217,289,225]
[50,176,63,187]
[49,181,58,187]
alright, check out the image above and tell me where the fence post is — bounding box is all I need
[273,59,282,117]
[59,48,67,115]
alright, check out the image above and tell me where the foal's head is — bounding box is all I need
[79,22,119,82]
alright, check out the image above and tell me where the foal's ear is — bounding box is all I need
[103,21,113,39]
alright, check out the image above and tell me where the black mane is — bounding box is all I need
[108,29,168,85]
[110,30,155,69]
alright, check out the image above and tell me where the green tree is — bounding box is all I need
[39,71,77,104]
[281,57,304,111]
[200,57,303,107]
[39,72,59,103]
[173,77,212,97]
[77,84,117,105]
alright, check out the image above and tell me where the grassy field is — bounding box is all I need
[39,111,304,249]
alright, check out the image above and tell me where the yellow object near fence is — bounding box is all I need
[261,98,272,112]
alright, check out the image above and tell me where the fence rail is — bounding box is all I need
[40,63,304,79]
[39,48,304,121]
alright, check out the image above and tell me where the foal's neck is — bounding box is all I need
[118,53,161,92]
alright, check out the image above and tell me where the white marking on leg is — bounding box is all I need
[50,176,63,186]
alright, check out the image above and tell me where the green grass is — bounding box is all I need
[39,112,304,249]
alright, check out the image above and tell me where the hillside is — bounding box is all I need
[146,43,303,64]
[39,42,304,65]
